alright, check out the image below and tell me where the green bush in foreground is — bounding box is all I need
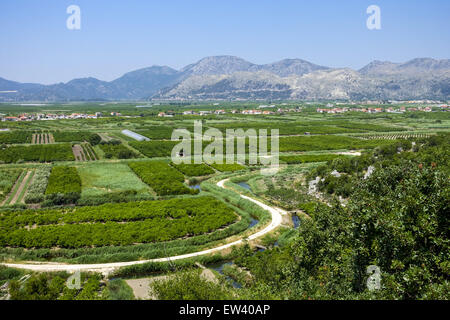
[232,136,449,300]
[151,270,234,300]
[9,272,105,300]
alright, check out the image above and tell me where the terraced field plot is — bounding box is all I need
[98,143,138,159]
[77,162,151,197]
[128,161,198,196]
[356,132,434,140]
[0,131,32,144]
[0,168,23,204]
[0,196,237,248]
[0,144,75,163]
[32,133,54,144]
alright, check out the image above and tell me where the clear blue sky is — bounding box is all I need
[1,0,449,84]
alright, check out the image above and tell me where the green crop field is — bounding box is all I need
[77,162,151,197]
[128,161,198,196]
[0,168,22,203]
[0,101,448,301]
[0,196,237,248]
[45,166,81,195]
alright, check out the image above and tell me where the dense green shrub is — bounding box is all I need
[151,270,234,300]
[104,279,134,300]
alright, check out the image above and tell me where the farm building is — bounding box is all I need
[121,130,150,141]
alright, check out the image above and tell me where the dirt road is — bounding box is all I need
[9,171,32,205]
[2,178,286,274]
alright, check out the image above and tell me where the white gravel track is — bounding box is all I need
[2,179,286,274]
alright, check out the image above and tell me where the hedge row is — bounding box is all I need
[279,135,402,152]
[209,163,246,172]
[279,154,350,164]
[0,131,32,144]
[23,167,51,204]
[170,163,215,176]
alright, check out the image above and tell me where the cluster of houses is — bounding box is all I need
[158,106,302,117]
[1,112,105,122]
[316,105,441,114]
[0,111,128,122]
[386,106,433,113]
[316,107,387,114]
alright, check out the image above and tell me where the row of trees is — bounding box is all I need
[170,162,215,176]
[8,272,105,300]
[279,154,349,164]
[0,197,236,248]
[0,144,75,163]
[279,135,402,152]
[0,131,32,144]
[52,131,101,145]
[1,196,233,228]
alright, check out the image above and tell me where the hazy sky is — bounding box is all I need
[1,0,449,84]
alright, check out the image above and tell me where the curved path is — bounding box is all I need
[2,179,286,274]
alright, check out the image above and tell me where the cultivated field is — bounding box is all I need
[0,102,448,300]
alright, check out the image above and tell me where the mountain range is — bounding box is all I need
[1,56,449,102]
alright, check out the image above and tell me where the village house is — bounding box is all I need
[2,116,19,122]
